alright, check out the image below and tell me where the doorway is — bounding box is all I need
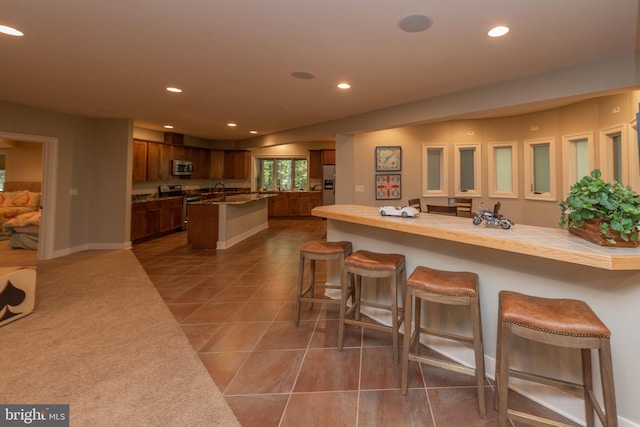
[0,131,58,261]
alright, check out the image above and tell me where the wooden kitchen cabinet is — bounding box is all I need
[267,192,321,217]
[131,201,160,242]
[299,192,322,215]
[223,150,250,179]
[309,150,322,179]
[268,193,288,217]
[210,150,224,179]
[322,150,335,165]
[132,140,148,182]
[286,193,301,216]
[146,142,173,182]
[159,198,183,232]
[191,147,211,179]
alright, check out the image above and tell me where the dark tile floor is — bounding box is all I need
[132,217,578,427]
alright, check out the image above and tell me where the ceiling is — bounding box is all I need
[0,1,638,142]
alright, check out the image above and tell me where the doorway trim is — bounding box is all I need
[0,131,57,261]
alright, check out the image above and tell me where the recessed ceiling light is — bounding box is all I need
[166,87,182,93]
[488,26,509,37]
[0,25,24,37]
[398,14,432,33]
[164,125,174,129]
[227,123,237,127]
[291,71,315,80]
[337,83,351,90]
[250,130,258,134]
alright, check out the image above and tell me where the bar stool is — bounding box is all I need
[495,291,617,427]
[400,266,486,418]
[295,240,353,326]
[338,250,406,365]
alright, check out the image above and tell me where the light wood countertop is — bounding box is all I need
[312,204,640,270]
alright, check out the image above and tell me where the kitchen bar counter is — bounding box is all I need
[312,204,640,425]
[312,204,640,270]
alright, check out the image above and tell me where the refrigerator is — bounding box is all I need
[322,165,335,205]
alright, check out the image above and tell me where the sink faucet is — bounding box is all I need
[214,181,226,200]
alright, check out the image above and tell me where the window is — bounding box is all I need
[453,143,481,197]
[561,132,593,198]
[599,125,628,184]
[0,154,5,191]
[488,141,518,198]
[524,138,556,200]
[629,120,640,191]
[257,157,307,191]
[421,144,448,197]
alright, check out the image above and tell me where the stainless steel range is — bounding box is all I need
[158,185,202,230]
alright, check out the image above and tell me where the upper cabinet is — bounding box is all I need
[309,149,335,178]
[223,150,250,179]
[191,147,211,180]
[132,140,148,182]
[322,149,335,165]
[132,140,251,183]
[146,142,173,182]
[210,150,224,179]
[309,150,322,178]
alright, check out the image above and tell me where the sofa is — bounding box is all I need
[0,191,41,242]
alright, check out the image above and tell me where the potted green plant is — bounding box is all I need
[558,169,640,246]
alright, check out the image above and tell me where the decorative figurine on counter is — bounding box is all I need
[472,202,514,229]
[379,206,420,218]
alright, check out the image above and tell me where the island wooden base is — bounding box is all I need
[187,204,219,249]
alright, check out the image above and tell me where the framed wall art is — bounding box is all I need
[376,174,401,200]
[376,146,402,171]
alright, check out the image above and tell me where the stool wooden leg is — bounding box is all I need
[401,287,413,395]
[497,321,511,427]
[337,268,350,352]
[582,348,595,427]
[471,296,486,419]
[413,291,421,355]
[308,259,316,309]
[494,313,503,412]
[390,272,399,365]
[295,254,305,326]
[599,340,618,427]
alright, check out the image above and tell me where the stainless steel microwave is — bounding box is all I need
[172,159,193,176]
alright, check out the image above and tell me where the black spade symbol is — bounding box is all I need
[0,280,26,321]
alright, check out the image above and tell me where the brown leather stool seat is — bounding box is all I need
[495,291,617,427]
[295,240,353,326]
[401,266,486,418]
[338,250,406,364]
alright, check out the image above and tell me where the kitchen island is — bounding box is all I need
[187,193,275,249]
[312,204,640,426]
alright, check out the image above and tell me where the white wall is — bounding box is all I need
[0,100,131,257]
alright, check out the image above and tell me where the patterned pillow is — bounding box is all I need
[3,210,41,228]
[0,191,41,208]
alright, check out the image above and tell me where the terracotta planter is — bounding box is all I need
[569,218,639,247]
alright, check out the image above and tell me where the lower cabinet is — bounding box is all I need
[131,201,160,242]
[268,192,322,217]
[160,198,183,232]
[132,198,183,243]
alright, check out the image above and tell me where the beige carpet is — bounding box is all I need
[0,250,240,427]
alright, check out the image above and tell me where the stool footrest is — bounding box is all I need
[345,318,392,332]
[507,409,572,427]
[507,368,584,396]
[408,353,476,377]
[418,326,474,345]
